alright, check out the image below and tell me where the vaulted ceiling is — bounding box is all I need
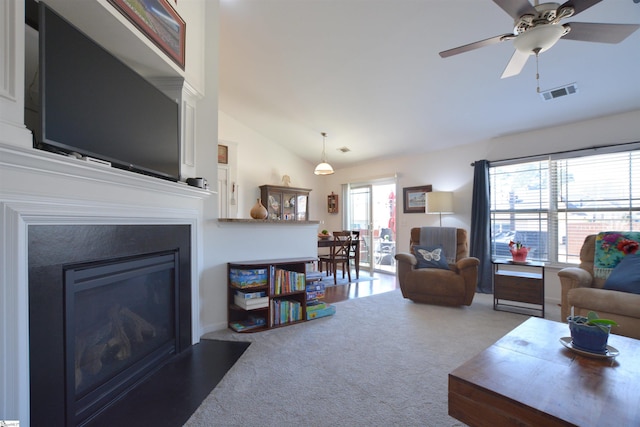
[218,0,640,169]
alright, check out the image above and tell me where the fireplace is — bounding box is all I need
[28,224,192,426]
[66,251,179,425]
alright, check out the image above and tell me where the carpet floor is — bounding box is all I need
[187,291,561,426]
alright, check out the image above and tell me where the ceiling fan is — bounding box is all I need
[439,0,640,79]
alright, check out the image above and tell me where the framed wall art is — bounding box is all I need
[327,192,338,214]
[403,185,432,213]
[108,0,186,69]
[218,144,228,164]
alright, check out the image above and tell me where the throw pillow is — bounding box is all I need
[603,253,640,294]
[594,232,640,279]
[413,245,449,270]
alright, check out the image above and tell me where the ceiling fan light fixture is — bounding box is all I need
[440,0,638,80]
[513,24,565,54]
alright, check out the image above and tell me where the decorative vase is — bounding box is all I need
[567,316,610,354]
[510,247,529,262]
[250,199,268,219]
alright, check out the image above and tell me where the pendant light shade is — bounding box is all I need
[314,162,334,175]
[314,132,334,175]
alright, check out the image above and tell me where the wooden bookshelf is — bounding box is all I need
[227,258,317,332]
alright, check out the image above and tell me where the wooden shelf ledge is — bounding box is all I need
[218,218,320,225]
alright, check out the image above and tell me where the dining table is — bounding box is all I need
[317,237,360,279]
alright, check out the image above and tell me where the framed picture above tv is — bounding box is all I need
[108,0,186,69]
[403,185,432,213]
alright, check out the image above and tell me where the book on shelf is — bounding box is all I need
[270,267,306,295]
[229,315,266,332]
[306,301,327,312]
[305,270,323,282]
[307,303,336,320]
[235,290,267,299]
[234,295,269,309]
[306,281,325,302]
[306,291,325,301]
[230,268,268,288]
[270,298,302,326]
[306,282,325,292]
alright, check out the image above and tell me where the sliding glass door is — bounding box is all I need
[346,179,397,274]
[347,184,373,273]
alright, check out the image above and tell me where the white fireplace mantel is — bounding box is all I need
[0,142,211,424]
[0,143,211,200]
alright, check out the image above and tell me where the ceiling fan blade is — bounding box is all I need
[563,22,640,43]
[558,0,603,17]
[492,0,537,20]
[439,34,513,58]
[501,50,530,79]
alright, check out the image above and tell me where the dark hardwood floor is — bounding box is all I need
[323,271,399,304]
[85,339,250,427]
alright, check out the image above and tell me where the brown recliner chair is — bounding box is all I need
[558,234,640,340]
[394,228,479,306]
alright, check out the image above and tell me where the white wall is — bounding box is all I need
[196,111,326,334]
[293,109,640,305]
[212,110,639,313]
[218,110,326,221]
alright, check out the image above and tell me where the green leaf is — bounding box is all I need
[584,311,618,329]
[588,319,618,327]
[587,311,599,322]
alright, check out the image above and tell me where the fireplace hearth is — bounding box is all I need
[28,224,191,426]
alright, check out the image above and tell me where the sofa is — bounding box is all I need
[558,234,640,340]
[394,228,479,306]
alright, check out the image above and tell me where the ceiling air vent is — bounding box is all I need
[540,83,578,101]
[338,146,351,153]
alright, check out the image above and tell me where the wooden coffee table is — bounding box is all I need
[448,317,640,426]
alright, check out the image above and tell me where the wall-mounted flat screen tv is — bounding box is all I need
[38,3,180,182]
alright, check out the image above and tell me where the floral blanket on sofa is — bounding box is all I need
[594,232,640,279]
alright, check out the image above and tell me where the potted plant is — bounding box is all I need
[318,229,330,239]
[508,240,529,262]
[567,311,618,354]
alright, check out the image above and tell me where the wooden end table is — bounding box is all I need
[449,317,640,426]
[493,259,545,317]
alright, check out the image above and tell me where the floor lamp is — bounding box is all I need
[425,191,454,227]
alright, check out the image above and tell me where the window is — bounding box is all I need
[490,146,639,264]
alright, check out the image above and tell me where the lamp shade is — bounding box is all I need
[426,191,454,214]
[314,162,334,175]
[314,131,334,175]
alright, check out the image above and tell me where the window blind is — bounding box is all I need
[489,147,639,264]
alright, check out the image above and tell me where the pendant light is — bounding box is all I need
[314,132,334,175]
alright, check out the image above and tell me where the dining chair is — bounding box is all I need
[346,230,360,279]
[318,231,352,285]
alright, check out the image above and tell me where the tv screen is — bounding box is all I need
[38,3,180,181]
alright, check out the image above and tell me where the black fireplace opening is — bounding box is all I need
[65,251,179,426]
[28,224,192,427]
